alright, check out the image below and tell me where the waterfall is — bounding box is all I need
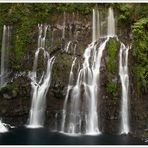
[27,24,55,128]
[0,25,11,132]
[119,43,130,134]
[0,25,10,89]
[61,37,110,135]
[62,12,66,39]
[84,37,109,135]
[61,57,77,132]
[0,120,8,133]
[107,7,115,37]
[92,9,96,41]
[96,10,100,40]
[92,9,100,41]
[61,7,119,135]
[65,41,72,52]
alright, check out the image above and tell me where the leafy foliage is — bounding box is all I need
[132,18,148,92]
[106,81,117,95]
[106,39,118,74]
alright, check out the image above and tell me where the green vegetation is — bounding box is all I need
[106,80,118,104]
[0,82,19,94]
[106,39,118,74]
[112,3,148,97]
[114,4,132,24]
[105,39,119,100]
[105,38,119,104]
[132,18,148,94]
[106,81,117,95]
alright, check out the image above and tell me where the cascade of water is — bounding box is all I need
[60,7,116,135]
[107,7,115,37]
[92,9,96,42]
[0,25,10,89]
[92,9,100,41]
[96,10,100,40]
[61,57,77,132]
[61,36,110,135]
[86,37,110,134]
[0,120,8,133]
[119,43,130,134]
[62,12,66,39]
[27,24,55,128]
[0,25,11,133]
[65,41,72,53]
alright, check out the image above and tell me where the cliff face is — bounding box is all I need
[0,7,147,140]
[0,14,92,127]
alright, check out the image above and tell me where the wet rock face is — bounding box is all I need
[0,75,31,126]
[0,13,147,141]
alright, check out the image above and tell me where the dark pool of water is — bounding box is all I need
[0,127,146,145]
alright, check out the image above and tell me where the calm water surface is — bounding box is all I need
[0,127,146,145]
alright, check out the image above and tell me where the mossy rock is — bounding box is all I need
[0,83,18,94]
[106,38,120,74]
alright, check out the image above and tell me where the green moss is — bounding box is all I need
[106,39,118,74]
[14,21,35,61]
[106,81,117,95]
[105,39,119,101]
[0,83,19,93]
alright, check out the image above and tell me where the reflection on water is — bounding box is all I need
[0,127,146,145]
